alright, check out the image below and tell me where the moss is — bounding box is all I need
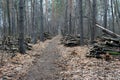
[107,51,120,55]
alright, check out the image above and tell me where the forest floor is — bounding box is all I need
[0,36,120,80]
[21,36,62,80]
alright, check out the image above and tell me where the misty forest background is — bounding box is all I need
[0,0,120,53]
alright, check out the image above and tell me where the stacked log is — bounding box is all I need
[0,37,32,53]
[61,34,80,47]
[86,36,120,60]
[44,32,52,40]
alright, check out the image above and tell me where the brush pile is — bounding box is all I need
[0,36,32,53]
[86,36,120,60]
[61,34,80,47]
[44,32,52,40]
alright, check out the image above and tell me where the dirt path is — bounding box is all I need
[22,37,62,80]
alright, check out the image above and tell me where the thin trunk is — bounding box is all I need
[103,0,108,28]
[64,0,68,35]
[69,0,72,34]
[31,0,37,44]
[6,0,11,36]
[111,0,115,32]
[11,0,15,36]
[78,0,84,45]
[91,0,96,43]
[45,0,49,33]
[40,0,44,41]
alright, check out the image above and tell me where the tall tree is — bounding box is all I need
[11,0,16,36]
[111,0,115,32]
[2,0,7,40]
[103,0,108,28]
[31,0,37,44]
[91,0,96,43]
[45,0,49,33]
[64,0,68,35]
[68,0,72,34]
[18,0,25,54]
[40,0,44,41]
[6,0,11,36]
[78,0,84,45]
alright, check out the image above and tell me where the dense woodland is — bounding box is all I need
[0,0,120,53]
[0,0,120,80]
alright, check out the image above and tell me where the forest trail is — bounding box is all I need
[22,36,62,80]
[12,36,120,80]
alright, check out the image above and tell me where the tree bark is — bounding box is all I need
[40,0,44,41]
[6,0,11,36]
[111,0,115,32]
[78,0,84,45]
[64,0,68,35]
[91,0,96,43]
[103,0,108,28]
[18,0,26,54]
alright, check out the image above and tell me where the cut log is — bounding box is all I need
[96,24,120,38]
[44,32,52,40]
[102,36,120,44]
[61,35,80,47]
[105,41,120,47]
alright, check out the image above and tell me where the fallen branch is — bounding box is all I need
[96,24,120,38]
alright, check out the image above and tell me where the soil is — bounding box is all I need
[21,36,62,80]
[1,36,120,80]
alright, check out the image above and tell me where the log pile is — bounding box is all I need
[61,34,80,47]
[0,37,32,53]
[44,32,52,40]
[86,36,120,60]
[25,37,32,43]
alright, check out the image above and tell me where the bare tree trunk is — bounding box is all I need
[103,0,108,28]
[40,0,44,41]
[11,0,15,36]
[68,0,72,34]
[64,0,68,35]
[86,0,92,39]
[111,0,115,32]
[18,0,26,54]
[6,0,11,36]
[91,0,96,43]
[114,0,120,31]
[78,0,84,45]
[31,0,37,44]
[2,0,7,39]
[45,0,49,33]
